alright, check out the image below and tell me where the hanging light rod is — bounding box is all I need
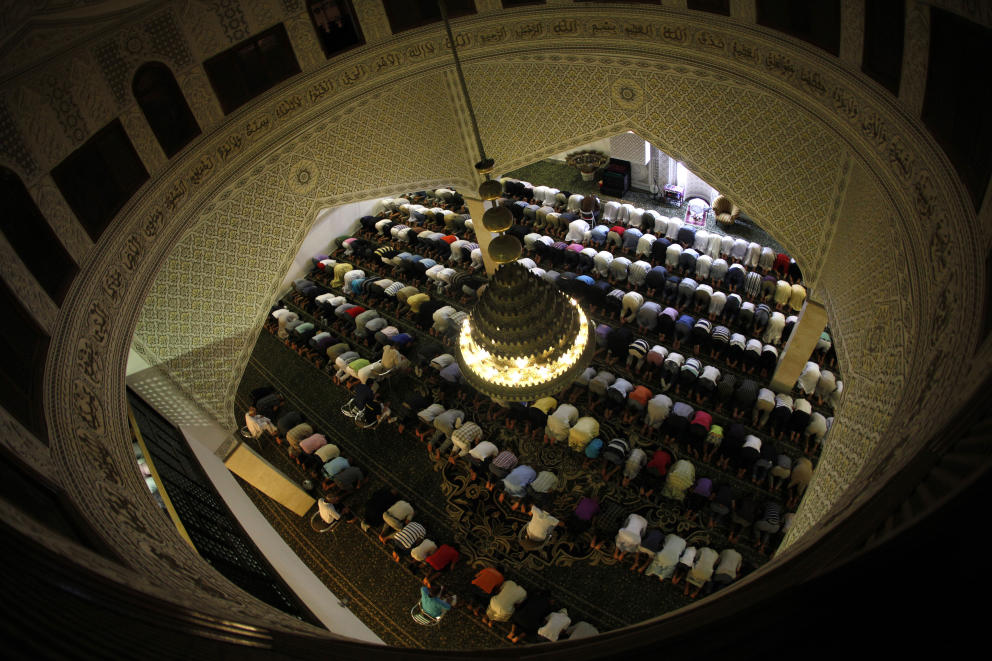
[439,0,493,174]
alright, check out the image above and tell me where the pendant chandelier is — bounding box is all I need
[441,1,595,401]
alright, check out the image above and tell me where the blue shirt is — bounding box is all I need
[503,465,538,497]
[622,228,643,250]
[589,225,609,244]
[584,437,604,459]
[420,587,451,617]
[324,456,350,478]
[390,333,413,346]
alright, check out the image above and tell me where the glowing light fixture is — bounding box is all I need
[455,262,596,401]
[442,2,594,400]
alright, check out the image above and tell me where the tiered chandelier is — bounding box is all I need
[441,1,595,401]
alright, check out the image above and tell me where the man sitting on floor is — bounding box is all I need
[244,406,277,439]
[419,584,456,619]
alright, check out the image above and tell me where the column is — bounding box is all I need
[839,0,866,68]
[898,0,930,114]
[771,299,827,392]
[729,0,757,23]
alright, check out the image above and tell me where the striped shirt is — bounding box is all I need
[393,522,427,550]
[762,502,782,526]
[692,318,712,337]
[681,357,702,378]
[628,339,650,359]
[603,438,630,461]
[711,325,731,344]
[754,303,771,326]
[628,260,651,286]
[743,271,762,299]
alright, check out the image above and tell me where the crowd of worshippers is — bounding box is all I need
[244,386,371,495]
[246,385,762,641]
[245,184,841,636]
[262,184,833,509]
[244,390,602,643]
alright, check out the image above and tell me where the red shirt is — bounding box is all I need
[425,544,460,570]
[610,225,626,236]
[773,253,791,273]
[647,449,673,475]
[441,235,458,244]
[690,410,712,430]
[345,306,366,319]
[629,385,652,406]
[471,568,504,594]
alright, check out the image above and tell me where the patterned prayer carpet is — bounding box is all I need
[235,329,766,650]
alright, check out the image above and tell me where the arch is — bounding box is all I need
[132,61,201,158]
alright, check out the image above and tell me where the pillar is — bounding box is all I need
[771,299,828,392]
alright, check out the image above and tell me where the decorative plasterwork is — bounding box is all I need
[0,4,976,635]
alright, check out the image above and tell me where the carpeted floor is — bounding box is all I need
[236,328,762,649]
[502,159,784,253]
[230,162,823,647]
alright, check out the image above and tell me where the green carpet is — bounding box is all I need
[235,327,765,649]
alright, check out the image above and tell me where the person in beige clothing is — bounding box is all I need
[787,457,814,507]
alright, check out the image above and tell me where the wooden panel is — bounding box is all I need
[224,443,314,516]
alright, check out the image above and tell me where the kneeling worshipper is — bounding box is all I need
[525,505,562,543]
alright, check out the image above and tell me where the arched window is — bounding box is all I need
[202,24,301,115]
[306,0,364,58]
[132,62,201,158]
[0,167,77,304]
